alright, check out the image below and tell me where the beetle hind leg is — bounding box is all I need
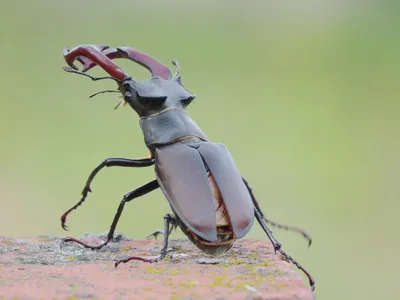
[115,214,176,267]
[242,177,312,247]
[242,178,315,291]
[255,210,315,291]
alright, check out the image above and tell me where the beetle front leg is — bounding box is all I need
[115,213,176,267]
[61,157,155,230]
[61,179,159,250]
[242,178,312,246]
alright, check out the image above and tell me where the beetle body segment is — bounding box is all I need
[140,108,208,150]
[196,142,255,239]
[154,140,255,256]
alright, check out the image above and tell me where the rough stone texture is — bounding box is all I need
[0,234,313,300]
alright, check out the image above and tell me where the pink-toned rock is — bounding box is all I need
[0,235,313,300]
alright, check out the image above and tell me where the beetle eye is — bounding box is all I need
[124,91,133,102]
[137,95,167,108]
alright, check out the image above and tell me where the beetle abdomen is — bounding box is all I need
[208,171,230,227]
[155,141,255,248]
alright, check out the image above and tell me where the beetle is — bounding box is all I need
[59,44,315,290]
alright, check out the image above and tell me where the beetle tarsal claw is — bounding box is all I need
[146,230,164,240]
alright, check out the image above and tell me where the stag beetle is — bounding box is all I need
[59,45,315,290]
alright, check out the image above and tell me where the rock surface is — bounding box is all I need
[0,234,313,300]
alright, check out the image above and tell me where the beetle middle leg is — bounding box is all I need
[242,178,312,246]
[146,222,178,240]
[115,213,176,267]
[60,179,159,250]
[61,157,154,230]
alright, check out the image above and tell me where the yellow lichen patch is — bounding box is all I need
[248,251,260,260]
[234,281,252,291]
[145,266,167,274]
[181,268,189,275]
[66,256,76,262]
[169,293,179,300]
[190,292,202,298]
[120,246,131,252]
[226,258,244,265]
[207,274,231,287]
[256,260,271,266]
[179,280,198,288]
[2,238,12,245]
[166,280,175,287]
[274,269,285,275]
[163,255,171,262]
[168,269,179,275]
[37,236,53,242]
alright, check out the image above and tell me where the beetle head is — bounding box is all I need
[63,45,195,117]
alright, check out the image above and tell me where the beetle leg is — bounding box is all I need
[255,210,315,291]
[61,179,159,250]
[242,178,312,247]
[146,220,178,240]
[115,214,176,266]
[61,157,155,230]
[146,230,164,240]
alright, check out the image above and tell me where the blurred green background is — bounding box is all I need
[1,0,399,299]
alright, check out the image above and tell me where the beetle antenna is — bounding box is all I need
[62,66,121,84]
[89,90,121,98]
[171,59,181,80]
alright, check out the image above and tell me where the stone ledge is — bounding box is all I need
[0,235,313,300]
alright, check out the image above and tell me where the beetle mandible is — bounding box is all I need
[59,45,315,290]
